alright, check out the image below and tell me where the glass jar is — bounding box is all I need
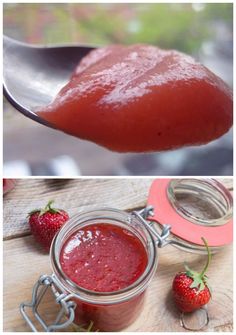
[3,178,16,194]
[20,207,159,332]
[50,208,158,331]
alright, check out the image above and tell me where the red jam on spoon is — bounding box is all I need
[38,44,233,152]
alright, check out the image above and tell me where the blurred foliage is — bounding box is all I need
[203,3,233,23]
[3,3,232,54]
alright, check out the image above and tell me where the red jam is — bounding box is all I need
[38,44,232,153]
[60,223,148,330]
[60,224,148,292]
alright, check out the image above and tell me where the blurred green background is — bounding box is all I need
[4,3,232,53]
[3,3,233,176]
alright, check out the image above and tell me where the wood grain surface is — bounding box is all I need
[3,178,233,332]
[3,178,153,239]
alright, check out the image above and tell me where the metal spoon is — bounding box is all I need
[3,36,95,127]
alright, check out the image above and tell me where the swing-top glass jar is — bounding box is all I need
[50,208,158,331]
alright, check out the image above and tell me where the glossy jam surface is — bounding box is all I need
[60,223,148,292]
[38,44,233,152]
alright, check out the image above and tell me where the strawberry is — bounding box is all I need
[28,200,69,251]
[172,237,211,312]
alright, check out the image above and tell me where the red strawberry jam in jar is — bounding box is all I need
[50,208,158,331]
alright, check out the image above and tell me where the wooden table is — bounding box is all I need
[3,178,233,332]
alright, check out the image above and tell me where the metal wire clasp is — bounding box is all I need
[132,206,171,247]
[20,274,76,332]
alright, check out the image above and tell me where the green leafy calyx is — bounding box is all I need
[28,200,62,216]
[184,237,211,293]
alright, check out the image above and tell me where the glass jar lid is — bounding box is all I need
[147,178,233,249]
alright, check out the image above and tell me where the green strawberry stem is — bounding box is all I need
[73,321,98,332]
[39,200,61,215]
[199,237,211,278]
[184,237,211,292]
[28,200,61,216]
[46,200,54,210]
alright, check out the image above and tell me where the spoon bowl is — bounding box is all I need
[3,36,95,127]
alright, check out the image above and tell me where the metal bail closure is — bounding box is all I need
[132,206,171,247]
[20,274,76,332]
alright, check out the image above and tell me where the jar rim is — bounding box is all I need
[50,207,158,305]
[147,178,233,248]
[167,178,233,226]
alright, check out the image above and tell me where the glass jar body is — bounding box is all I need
[50,208,157,331]
[72,291,145,331]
